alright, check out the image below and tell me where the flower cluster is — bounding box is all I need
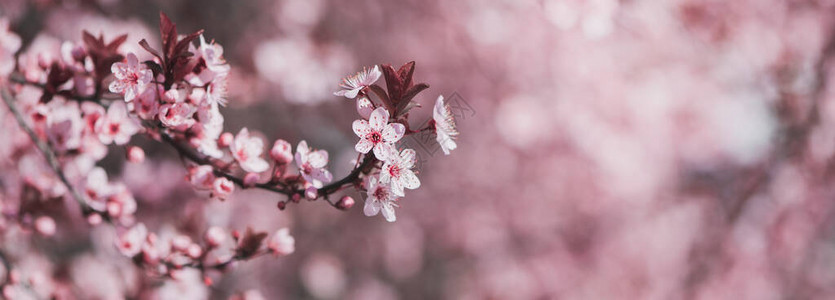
[0,10,457,297]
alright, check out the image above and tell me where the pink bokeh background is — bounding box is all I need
[3,0,835,298]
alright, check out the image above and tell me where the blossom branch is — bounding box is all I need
[0,85,93,215]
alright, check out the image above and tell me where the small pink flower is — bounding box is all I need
[159,102,196,130]
[116,223,148,257]
[270,139,293,164]
[109,52,152,101]
[352,107,405,161]
[0,18,21,76]
[363,175,399,222]
[231,128,270,173]
[133,85,160,120]
[379,148,421,196]
[433,95,458,155]
[34,216,56,236]
[267,228,295,256]
[205,227,227,247]
[188,165,215,190]
[294,140,333,188]
[334,65,381,99]
[96,101,139,145]
[127,146,145,163]
[199,35,230,75]
[212,177,235,201]
[46,101,83,152]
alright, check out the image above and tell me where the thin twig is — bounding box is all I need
[0,86,92,214]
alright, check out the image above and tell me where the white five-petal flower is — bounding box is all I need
[334,65,381,99]
[433,95,458,155]
[352,107,405,161]
[363,175,399,222]
[380,148,421,197]
[294,140,333,188]
[95,101,140,145]
[109,52,152,102]
[230,128,270,173]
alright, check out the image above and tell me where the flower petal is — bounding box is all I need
[381,202,397,222]
[364,199,380,217]
[400,149,417,168]
[400,170,420,190]
[382,123,405,143]
[355,138,374,154]
[373,143,395,161]
[308,150,329,169]
[369,107,389,131]
[352,119,371,137]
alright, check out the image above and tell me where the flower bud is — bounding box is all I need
[243,172,259,188]
[304,186,318,200]
[277,201,286,210]
[270,139,293,164]
[127,146,145,163]
[212,177,234,200]
[34,216,56,236]
[218,132,234,148]
[87,213,102,225]
[205,226,227,247]
[336,196,355,210]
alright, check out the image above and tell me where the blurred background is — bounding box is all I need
[5,0,835,299]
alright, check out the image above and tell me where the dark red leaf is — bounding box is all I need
[397,83,429,112]
[173,29,204,58]
[106,34,128,51]
[368,84,394,113]
[235,227,268,258]
[143,60,163,77]
[159,11,178,59]
[82,31,101,49]
[380,64,401,101]
[397,61,416,91]
[139,39,163,61]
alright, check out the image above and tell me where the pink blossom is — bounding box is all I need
[199,34,231,75]
[334,65,381,99]
[363,175,399,222]
[352,107,405,161]
[212,177,235,200]
[433,95,458,155]
[133,85,160,120]
[205,227,227,247]
[159,102,197,130]
[84,167,112,211]
[356,96,374,119]
[267,228,295,256]
[116,223,147,257]
[95,101,139,145]
[379,148,421,196]
[230,128,270,173]
[108,52,152,102]
[46,100,83,152]
[188,165,215,190]
[0,18,21,76]
[270,139,293,164]
[294,140,333,188]
[34,216,56,236]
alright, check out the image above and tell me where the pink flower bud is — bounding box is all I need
[277,201,286,210]
[291,193,301,203]
[107,201,122,217]
[172,235,192,252]
[243,172,259,188]
[270,139,293,164]
[218,132,234,148]
[87,213,102,225]
[204,276,214,286]
[213,177,235,200]
[304,186,318,200]
[267,228,295,256]
[127,146,145,163]
[205,226,226,247]
[34,216,56,236]
[337,196,355,210]
[187,244,203,259]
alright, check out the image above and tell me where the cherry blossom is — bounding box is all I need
[295,140,333,188]
[0,18,21,76]
[352,107,405,161]
[433,95,458,155]
[270,139,293,164]
[379,148,420,196]
[267,228,295,256]
[212,177,234,200]
[230,128,270,173]
[334,65,381,99]
[95,101,139,145]
[46,100,83,152]
[158,102,196,130]
[116,224,148,257]
[188,165,215,190]
[108,52,152,102]
[363,175,399,222]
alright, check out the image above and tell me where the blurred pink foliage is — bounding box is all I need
[2,0,835,299]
